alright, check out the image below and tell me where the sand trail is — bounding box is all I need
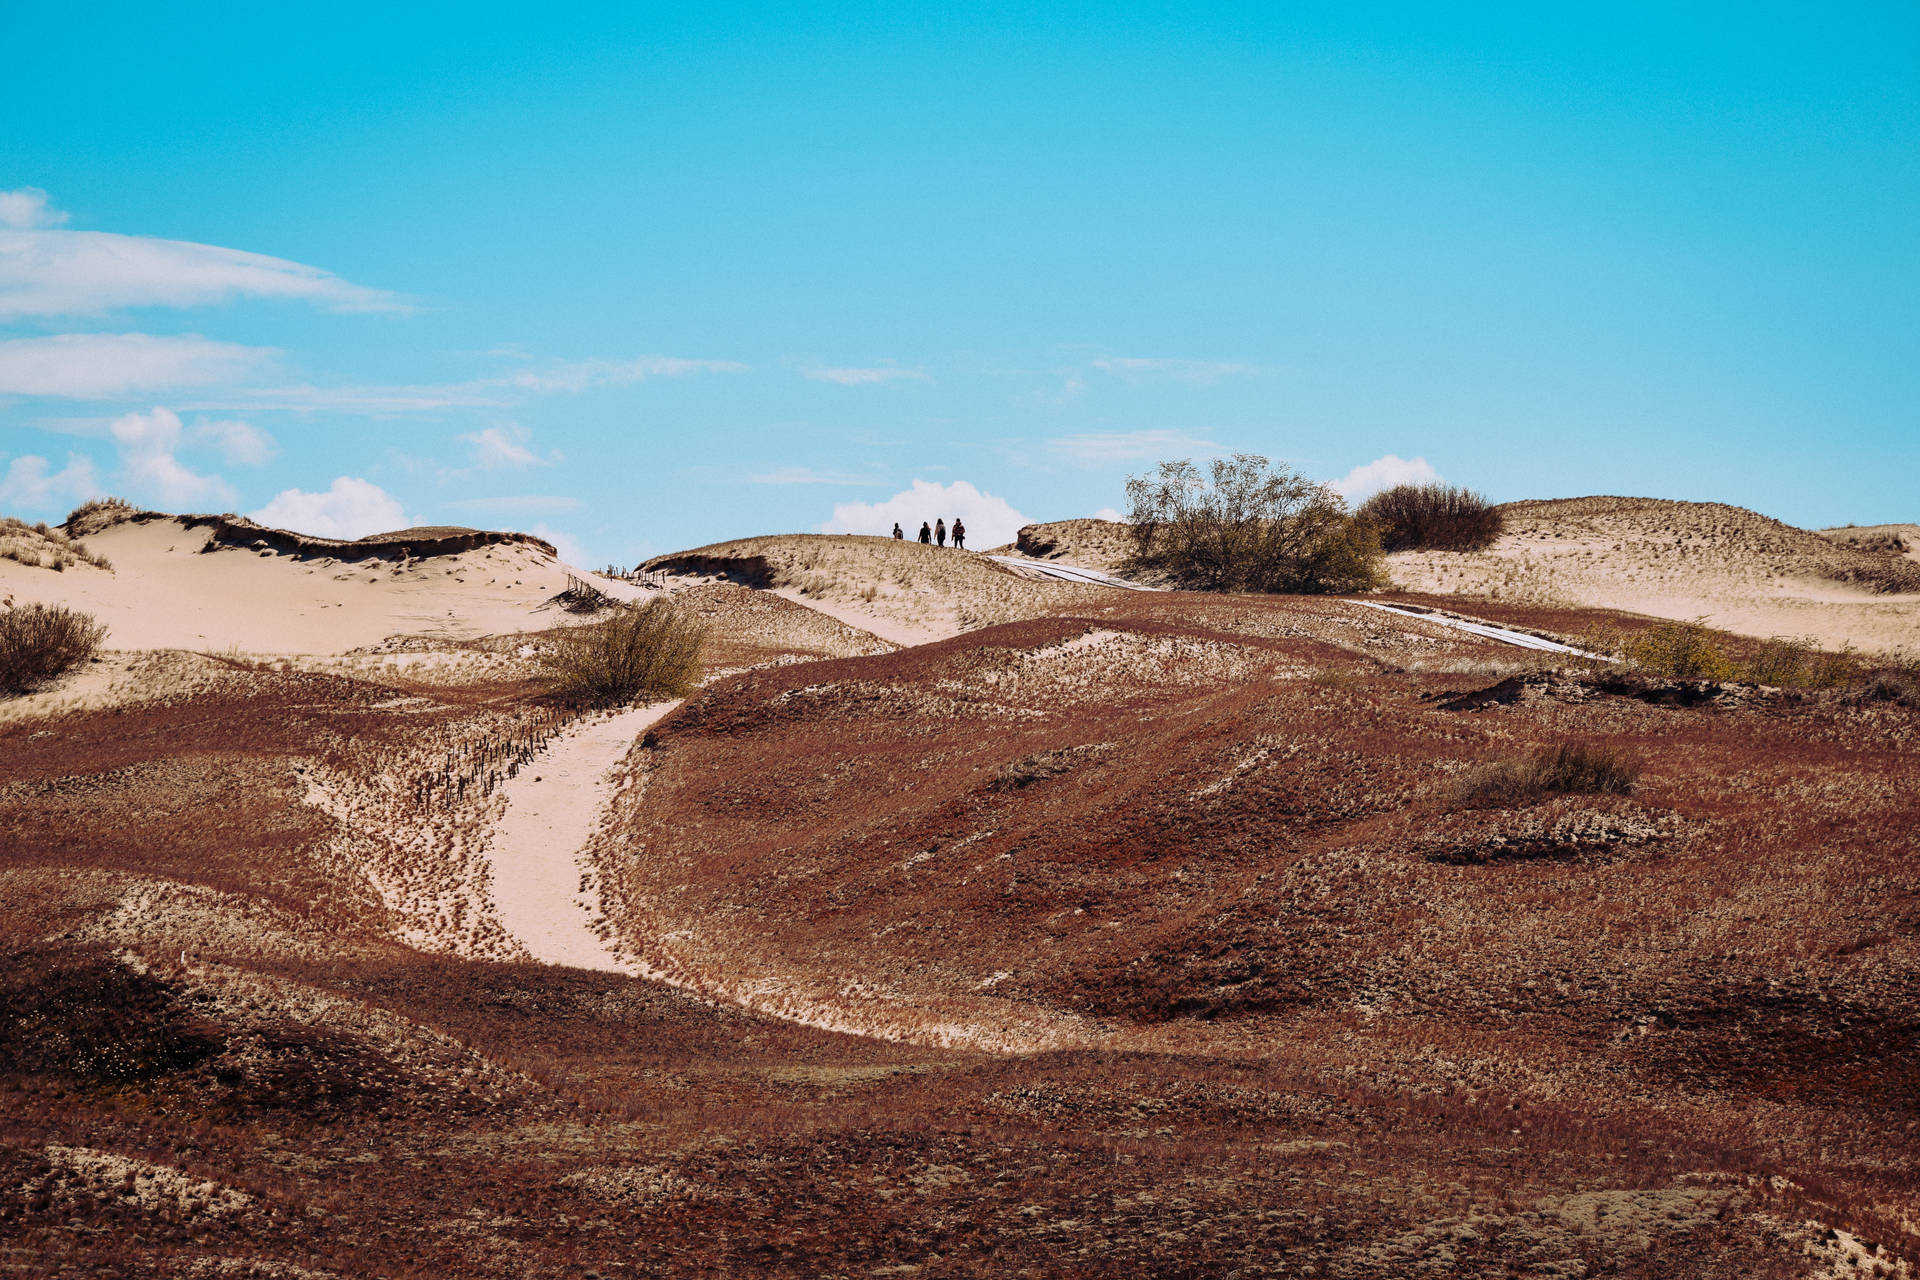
[485,701,678,972]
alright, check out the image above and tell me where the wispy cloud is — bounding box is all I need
[180,383,505,415]
[0,207,403,318]
[443,494,583,515]
[1049,429,1223,464]
[500,355,748,393]
[461,424,555,470]
[0,333,276,399]
[1090,357,1256,385]
[189,418,275,466]
[797,362,927,386]
[750,466,887,485]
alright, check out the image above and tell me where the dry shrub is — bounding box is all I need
[541,599,706,706]
[1124,453,1386,594]
[1358,482,1505,551]
[0,602,107,694]
[1578,619,1857,689]
[63,495,139,537]
[1453,742,1640,808]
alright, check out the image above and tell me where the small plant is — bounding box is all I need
[0,602,107,694]
[1358,483,1505,552]
[1453,742,1641,808]
[63,495,138,536]
[540,599,706,707]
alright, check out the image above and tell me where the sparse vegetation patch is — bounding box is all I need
[1358,482,1505,551]
[1124,453,1386,594]
[1453,742,1641,808]
[0,602,107,694]
[541,598,707,706]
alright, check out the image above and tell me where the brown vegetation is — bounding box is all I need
[1359,482,1504,551]
[540,598,707,705]
[0,582,1915,1276]
[1452,741,1641,807]
[1125,453,1386,593]
[0,602,106,694]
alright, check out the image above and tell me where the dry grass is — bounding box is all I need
[1577,618,1857,688]
[0,602,107,694]
[540,598,707,706]
[1452,742,1641,808]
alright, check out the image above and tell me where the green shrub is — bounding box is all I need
[541,598,706,707]
[1454,742,1641,808]
[1124,453,1386,594]
[0,603,107,694]
[1357,483,1504,552]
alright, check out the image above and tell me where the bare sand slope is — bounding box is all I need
[0,512,645,654]
[647,533,1093,644]
[1389,497,1920,655]
[484,702,677,972]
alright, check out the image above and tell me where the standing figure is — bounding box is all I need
[951,518,966,550]
[892,522,903,540]
[919,521,932,544]
[935,518,947,547]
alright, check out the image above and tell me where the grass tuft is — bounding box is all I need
[0,602,107,694]
[540,598,707,707]
[1453,741,1641,808]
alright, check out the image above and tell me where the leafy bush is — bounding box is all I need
[1124,453,1386,594]
[1454,742,1641,808]
[1357,483,1505,552]
[0,603,107,694]
[541,598,706,706]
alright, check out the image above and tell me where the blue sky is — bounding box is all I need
[3,2,1916,562]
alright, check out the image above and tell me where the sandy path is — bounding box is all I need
[485,701,679,971]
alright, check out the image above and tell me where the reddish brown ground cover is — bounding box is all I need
[1,587,1913,1277]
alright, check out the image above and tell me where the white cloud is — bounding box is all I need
[1331,454,1443,501]
[0,227,402,319]
[822,479,1028,549]
[462,424,550,470]
[0,452,101,512]
[1091,507,1127,523]
[108,407,236,508]
[500,355,747,393]
[1049,429,1222,465]
[0,187,68,231]
[0,332,274,398]
[1091,357,1255,385]
[750,466,884,485]
[250,477,407,539]
[799,364,927,386]
[190,418,274,466]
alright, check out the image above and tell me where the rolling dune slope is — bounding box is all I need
[1388,497,1920,654]
[0,508,645,654]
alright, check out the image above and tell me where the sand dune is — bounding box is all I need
[0,508,646,654]
[647,532,1096,643]
[1387,497,1920,655]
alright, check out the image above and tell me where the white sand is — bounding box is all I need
[0,517,646,654]
[484,702,678,972]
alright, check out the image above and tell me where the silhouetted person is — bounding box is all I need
[892,522,903,540]
[935,518,946,547]
[919,521,932,544]
[951,518,966,550]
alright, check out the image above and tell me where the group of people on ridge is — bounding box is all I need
[892,517,966,549]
